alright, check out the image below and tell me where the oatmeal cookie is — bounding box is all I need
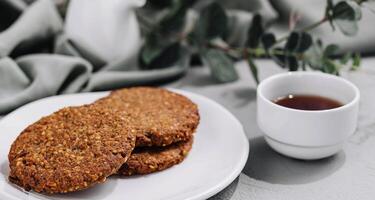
[118,138,193,175]
[8,105,135,194]
[95,87,200,147]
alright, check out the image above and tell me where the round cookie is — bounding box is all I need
[8,105,135,194]
[94,87,200,147]
[118,138,193,176]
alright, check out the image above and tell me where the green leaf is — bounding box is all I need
[322,59,339,75]
[351,52,361,70]
[159,0,198,34]
[297,32,313,53]
[140,34,182,69]
[285,32,313,53]
[332,1,361,21]
[324,44,340,57]
[305,41,347,75]
[287,56,299,71]
[304,40,324,70]
[195,2,228,41]
[159,3,188,34]
[246,14,264,48]
[285,32,299,52]
[200,48,238,83]
[335,19,358,36]
[340,52,352,64]
[332,1,361,36]
[141,34,165,65]
[247,57,259,84]
[261,33,276,50]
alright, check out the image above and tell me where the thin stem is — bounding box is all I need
[264,0,364,45]
[275,17,328,45]
[302,17,328,32]
[209,42,305,60]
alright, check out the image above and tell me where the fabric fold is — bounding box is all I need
[0,54,92,114]
[0,0,62,57]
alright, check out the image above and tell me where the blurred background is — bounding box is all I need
[0,0,374,114]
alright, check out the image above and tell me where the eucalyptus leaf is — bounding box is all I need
[285,32,312,53]
[261,33,276,50]
[141,34,166,65]
[335,19,359,36]
[323,59,339,75]
[137,0,364,84]
[159,4,187,34]
[296,32,313,53]
[287,56,299,71]
[246,14,264,48]
[324,44,340,57]
[351,52,361,70]
[304,41,324,70]
[201,48,238,83]
[340,52,352,64]
[247,57,259,84]
[195,2,228,41]
[332,1,361,20]
[285,32,298,52]
[332,1,361,36]
[141,40,182,69]
[159,0,197,34]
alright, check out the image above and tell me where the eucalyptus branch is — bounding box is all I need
[209,42,305,59]
[138,0,366,83]
[275,0,365,44]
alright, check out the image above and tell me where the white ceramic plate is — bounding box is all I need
[0,89,249,200]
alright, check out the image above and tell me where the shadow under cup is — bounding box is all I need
[257,72,360,160]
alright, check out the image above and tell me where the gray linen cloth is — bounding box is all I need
[0,0,188,114]
[1,0,375,114]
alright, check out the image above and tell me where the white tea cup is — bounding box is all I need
[257,72,360,160]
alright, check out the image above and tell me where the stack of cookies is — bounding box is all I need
[8,87,200,194]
